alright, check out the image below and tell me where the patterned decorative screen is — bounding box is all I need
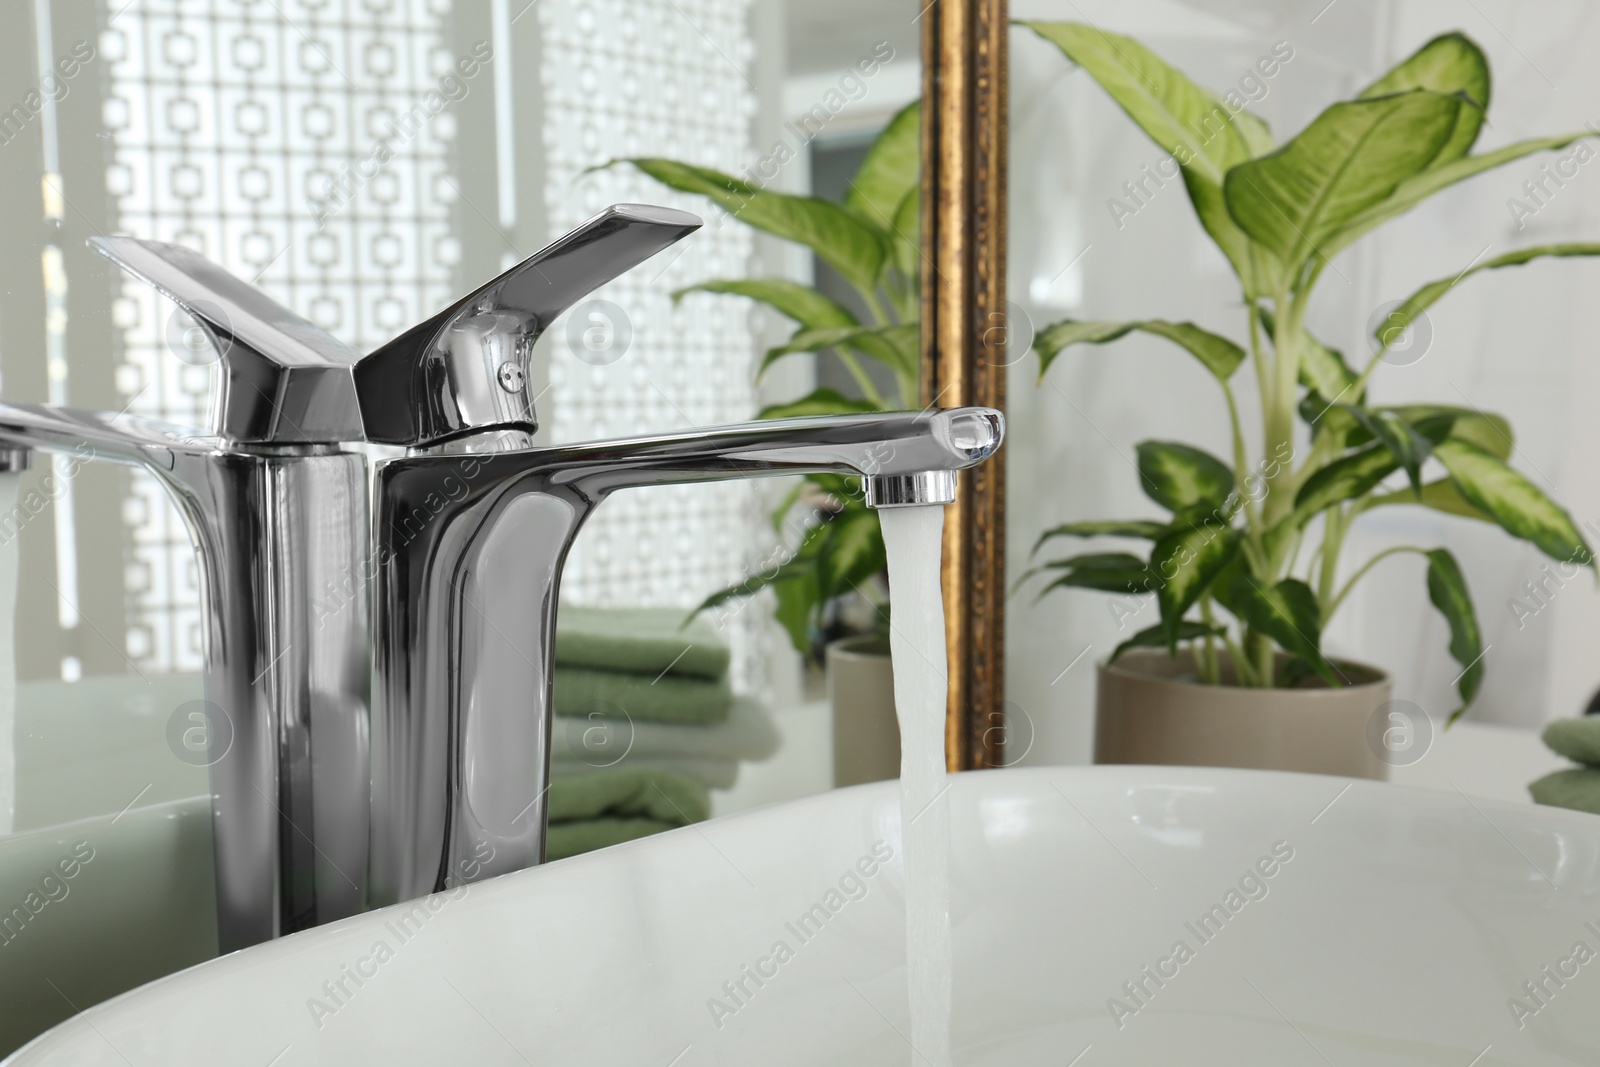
[101,0,458,671]
[98,0,777,691]
[537,0,782,697]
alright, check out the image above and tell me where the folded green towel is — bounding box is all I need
[1542,717,1600,767]
[1529,767,1600,816]
[547,766,710,823]
[555,605,729,681]
[546,818,681,861]
[553,665,733,725]
[545,768,710,861]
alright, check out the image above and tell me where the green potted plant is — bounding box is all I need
[599,103,922,784]
[1018,24,1598,777]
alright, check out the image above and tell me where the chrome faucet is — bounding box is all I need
[0,237,372,952]
[0,205,1003,948]
[363,406,1003,906]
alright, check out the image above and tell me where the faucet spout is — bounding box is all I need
[367,406,1004,905]
[541,407,1002,492]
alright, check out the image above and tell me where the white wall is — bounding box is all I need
[1006,0,1600,766]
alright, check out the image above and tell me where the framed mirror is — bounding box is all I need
[923,0,1010,771]
[0,0,1008,1049]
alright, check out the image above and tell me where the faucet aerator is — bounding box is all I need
[864,470,958,509]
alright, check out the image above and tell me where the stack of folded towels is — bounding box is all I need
[1530,715,1600,815]
[544,605,779,860]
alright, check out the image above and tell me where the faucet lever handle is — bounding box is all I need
[91,237,363,445]
[352,203,702,447]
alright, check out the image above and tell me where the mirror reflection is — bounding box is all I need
[0,0,924,1051]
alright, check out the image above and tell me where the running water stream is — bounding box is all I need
[880,504,953,1067]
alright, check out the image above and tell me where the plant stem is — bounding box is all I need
[883,270,914,323]
[858,284,916,408]
[836,351,887,408]
[1223,382,1265,559]
[861,286,892,329]
[1324,544,1425,623]
[1317,506,1347,609]
[1247,300,1271,426]
[1351,322,1400,399]
[1288,425,1335,498]
[1198,597,1221,684]
[1285,523,1306,577]
[1254,629,1275,688]
[1264,287,1309,528]
[1225,628,1258,687]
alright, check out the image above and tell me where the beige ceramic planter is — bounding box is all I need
[827,635,899,787]
[1095,648,1391,780]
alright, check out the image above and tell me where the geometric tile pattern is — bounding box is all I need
[537,0,778,694]
[102,0,457,669]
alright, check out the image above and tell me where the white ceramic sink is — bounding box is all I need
[8,765,1600,1065]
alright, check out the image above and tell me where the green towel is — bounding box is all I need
[553,665,733,725]
[1529,767,1600,816]
[1542,717,1600,767]
[546,818,682,861]
[545,768,710,861]
[555,605,730,681]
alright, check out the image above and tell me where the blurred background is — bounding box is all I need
[0,0,1596,815]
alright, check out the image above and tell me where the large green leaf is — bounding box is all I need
[691,524,824,654]
[771,570,819,655]
[1150,525,1240,651]
[1137,441,1235,514]
[1359,33,1489,167]
[1224,90,1463,278]
[1033,520,1168,556]
[674,278,858,330]
[1034,319,1245,381]
[1295,408,1489,519]
[1031,552,1151,598]
[1220,574,1338,685]
[814,506,886,601]
[1299,337,1359,402]
[1369,405,1511,460]
[1369,479,1492,523]
[1298,390,1364,442]
[1294,442,1399,516]
[845,100,920,229]
[604,158,888,292]
[1434,439,1595,567]
[1322,132,1600,260]
[1233,108,1277,157]
[1423,548,1484,722]
[760,324,920,381]
[1380,244,1600,342]
[889,185,921,280]
[758,388,880,420]
[1337,405,1434,494]
[1018,21,1272,295]
[1110,620,1222,663]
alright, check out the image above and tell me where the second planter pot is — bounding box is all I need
[1095,648,1393,780]
[827,635,899,787]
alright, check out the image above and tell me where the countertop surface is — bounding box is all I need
[714,700,1575,816]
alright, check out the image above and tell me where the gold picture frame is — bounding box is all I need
[921,0,1009,770]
